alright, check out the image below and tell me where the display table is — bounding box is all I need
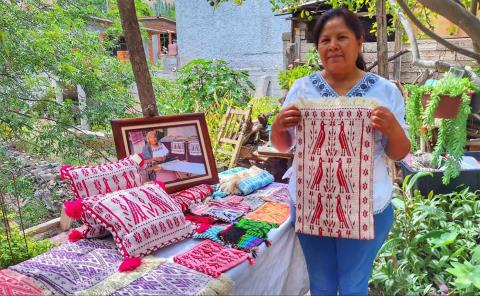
[153,215,309,295]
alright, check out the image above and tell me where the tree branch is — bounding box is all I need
[395,0,480,62]
[367,49,410,72]
[418,0,480,47]
[391,0,480,86]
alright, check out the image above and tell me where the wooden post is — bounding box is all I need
[376,0,389,79]
[117,0,159,117]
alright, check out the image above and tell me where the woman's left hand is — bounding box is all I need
[370,106,401,138]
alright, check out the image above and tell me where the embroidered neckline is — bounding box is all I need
[309,72,378,97]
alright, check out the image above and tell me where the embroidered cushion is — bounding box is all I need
[173,240,250,278]
[169,184,214,212]
[60,154,145,199]
[81,183,195,259]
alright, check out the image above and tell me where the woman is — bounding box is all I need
[142,130,170,181]
[271,8,410,296]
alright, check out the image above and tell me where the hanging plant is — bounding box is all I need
[406,75,477,185]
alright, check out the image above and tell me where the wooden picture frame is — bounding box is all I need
[111,113,218,193]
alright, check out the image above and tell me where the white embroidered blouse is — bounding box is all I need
[282,72,408,214]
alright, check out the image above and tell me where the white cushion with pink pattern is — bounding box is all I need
[60,154,145,199]
[81,183,194,258]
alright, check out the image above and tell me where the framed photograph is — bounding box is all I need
[111,113,219,193]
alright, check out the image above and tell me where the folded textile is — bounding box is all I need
[241,194,266,211]
[204,206,245,223]
[236,236,264,250]
[218,225,247,246]
[173,240,250,278]
[110,263,233,296]
[251,183,290,204]
[189,203,211,216]
[185,212,218,225]
[219,166,274,196]
[244,202,290,225]
[235,218,279,239]
[0,269,52,296]
[9,239,122,295]
[193,225,229,245]
[170,184,214,212]
[208,195,251,213]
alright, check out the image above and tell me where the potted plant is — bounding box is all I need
[405,75,477,186]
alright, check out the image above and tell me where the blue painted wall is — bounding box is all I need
[175,0,291,97]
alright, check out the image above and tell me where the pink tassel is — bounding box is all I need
[64,199,84,219]
[68,229,84,242]
[196,223,211,233]
[153,180,167,191]
[248,256,255,265]
[119,257,142,272]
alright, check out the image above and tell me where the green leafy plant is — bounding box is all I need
[370,173,480,295]
[406,75,477,184]
[0,225,56,269]
[176,59,254,113]
[249,96,280,125]
[278,47,321,91]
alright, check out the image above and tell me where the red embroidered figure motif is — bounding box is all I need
[336,195,351,229]
[310,157,324,190]
[310,193,323,225]
[336,158,351,193]
[312,121,326,155]
[102,177,112,193]
[122,171,133,189]
[338,121,352,156]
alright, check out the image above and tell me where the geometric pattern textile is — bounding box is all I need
[204,206,245,223]
[255,183,290,204]
[173,240,249,278]
[192,225,228,245]
[235,218,279,239]
[0,269,52,296]
[9,239,122,295]
[81,183,194,259]
[244,202,290,225]
[293,98,376,240]
[169,184,214,212]
[60,154,144,199]
[236,169,275,196]
[208,195,251,212]
[111,262,208,296]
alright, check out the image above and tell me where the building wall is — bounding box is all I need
[175,0,291,97]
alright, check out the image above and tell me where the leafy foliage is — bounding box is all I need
[176,59,254,112]
[370,173,480,295]
[0,225,56,269]
[278,47,322,91]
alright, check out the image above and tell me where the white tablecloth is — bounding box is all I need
[153,217,309,295]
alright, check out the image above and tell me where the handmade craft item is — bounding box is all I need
[219,166,274,196]
[64,183,194,270]
[60,154,144,199]
[244,202,290,225]
[173,240,251,278]
[169,184,214,212]
[208,195,251,212]
[192,225,228,245]
[9,239,122,295]
[0,269,52,296]
[235,218,279,239]
[109,263,233,296]
[204,206,245,223]
[218,225,247,246]
[241,194,266,210]
[293,97,376,240]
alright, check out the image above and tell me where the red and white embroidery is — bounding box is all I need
[295,103,375,240]
[82,183,194,259]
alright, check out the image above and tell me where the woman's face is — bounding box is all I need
[317,17,362,75]
[147,133,158,145]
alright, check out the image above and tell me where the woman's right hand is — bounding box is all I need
[273,105,301,132]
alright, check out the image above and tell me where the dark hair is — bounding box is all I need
[312,8,366,71]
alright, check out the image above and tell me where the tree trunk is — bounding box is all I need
[392,19,402,81]
[471,0,479,53]
[376,0,389,79]
[117,0,158,117]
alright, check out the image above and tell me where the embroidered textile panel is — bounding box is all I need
[244,202,290,225]
[169,184,214,212]
[9,239,121,295]
[204,207,245,223]
[173,240,249,278]
[295,105,375,239]
[82,183,194,258]
[0,269,52,296]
